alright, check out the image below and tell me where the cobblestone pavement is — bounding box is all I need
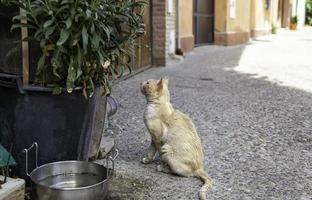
[104,27,312,200]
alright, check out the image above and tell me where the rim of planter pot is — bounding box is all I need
[0,72,102,94]
[23,85,83,93]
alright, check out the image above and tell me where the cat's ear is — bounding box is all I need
[157,78,168,91]
[159,77,169,85]
[158,77,169,90]
[162,77,169,86]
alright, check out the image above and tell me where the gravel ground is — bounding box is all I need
[103,28,312,200]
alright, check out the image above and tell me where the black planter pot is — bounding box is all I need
[0,74,106,180]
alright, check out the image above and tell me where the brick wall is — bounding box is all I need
[151,0,177,66]
[152,0,166,66]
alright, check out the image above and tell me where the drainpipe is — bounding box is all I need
[176,0,183,55]
[296,0,298,16]
[177,0,181,49]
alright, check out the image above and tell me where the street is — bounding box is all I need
[105,28,312,200]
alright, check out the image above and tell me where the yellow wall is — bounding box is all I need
[215,0,251,45]
[250,0,280,34]
[197,0,282,46]
[215,0,251,33]
[215,0,228,32]
[228,0,251,32]
[180,0,193,38]
[272,0,280,26]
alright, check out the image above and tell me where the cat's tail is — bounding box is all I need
[194,168,213,200]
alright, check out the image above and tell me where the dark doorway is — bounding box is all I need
[278,0,283,21]
[193,0,215,45]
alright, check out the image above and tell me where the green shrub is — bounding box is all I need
[306,0,312,25]
[291,16,298,24]
[6,0,146,97]
[0,0,11,5]
[271,24,277,34]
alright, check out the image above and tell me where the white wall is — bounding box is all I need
[166,0,176,56]
[292,0,306,28]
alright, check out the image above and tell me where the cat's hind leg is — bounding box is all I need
[169,160,193,177]
[160,144,193,177]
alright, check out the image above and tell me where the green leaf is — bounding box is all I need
[66,57,76,93]
[12,15,30,22]
[52,86,63,95]
[45,26,56,38]
[11,1,27,10]
[56,4,69,16]
[88,77,94,97]
[65,17,72,29]
[74,13,84,22]
[60,0,69,5]
[34,29,43,38]
[108,65,115,80]
[126,63,133,74]
[90,22,95,34]
[11,23,37,31]
[91,34,100,49]
[86,9,91,18]
[51,48,61,78]
[77,47,82,67]
[76,48,82,79]
[57,29,70,46]
[82,26,88,53]
[43,18,54,28]
[40,39,46,48]
[117,63,125,78]
[97,50,104,62]
[36,53,46,75]
[98,24,111,40]
[83,82,87,98]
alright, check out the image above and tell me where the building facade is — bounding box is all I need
[132,0,304,69]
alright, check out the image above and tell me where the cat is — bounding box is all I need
[140,78,213,200]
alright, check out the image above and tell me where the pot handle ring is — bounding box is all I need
[106,148,119,178]
[23,142,38,176]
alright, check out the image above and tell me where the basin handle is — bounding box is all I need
[23,142,38,176]
[107,148,119,178]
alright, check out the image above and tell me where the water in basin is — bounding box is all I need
[38,173,104,189]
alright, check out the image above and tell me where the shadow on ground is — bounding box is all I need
[105,32,312,200]
[108,172,151,200]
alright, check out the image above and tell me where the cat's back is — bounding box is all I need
[169,110,197,132]
[164,109,204,163]
[165,109,202,144]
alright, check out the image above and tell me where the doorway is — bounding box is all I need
[193,0,215,45]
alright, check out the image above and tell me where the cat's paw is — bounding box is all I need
[141,157,151,164]
[156,164,171,173]
[156,165,162,172]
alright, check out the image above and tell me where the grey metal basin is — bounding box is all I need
[30,161,112,200]
[24,143,118,200]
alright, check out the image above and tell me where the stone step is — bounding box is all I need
[0,176,25,200]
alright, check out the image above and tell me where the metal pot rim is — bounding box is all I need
[29,160,111,191]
